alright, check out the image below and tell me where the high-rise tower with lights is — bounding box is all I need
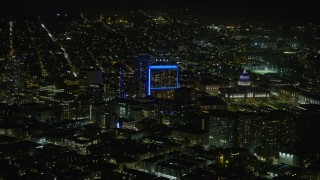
[135,54,151,98]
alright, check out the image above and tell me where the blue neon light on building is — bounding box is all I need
[148,65,179,95]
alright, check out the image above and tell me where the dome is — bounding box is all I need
[238,69,251,86]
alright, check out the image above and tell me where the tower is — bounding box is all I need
[79,68,103,102]
[112,62,126,99]
[135,54,150,98]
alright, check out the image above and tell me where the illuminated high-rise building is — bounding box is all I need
[79,68,103,102]
[112,62,126,99]
[135,54,150,98]
[209,111,238,148]
[238,111,296,159]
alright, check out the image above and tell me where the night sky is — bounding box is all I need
[1,0,319,22]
